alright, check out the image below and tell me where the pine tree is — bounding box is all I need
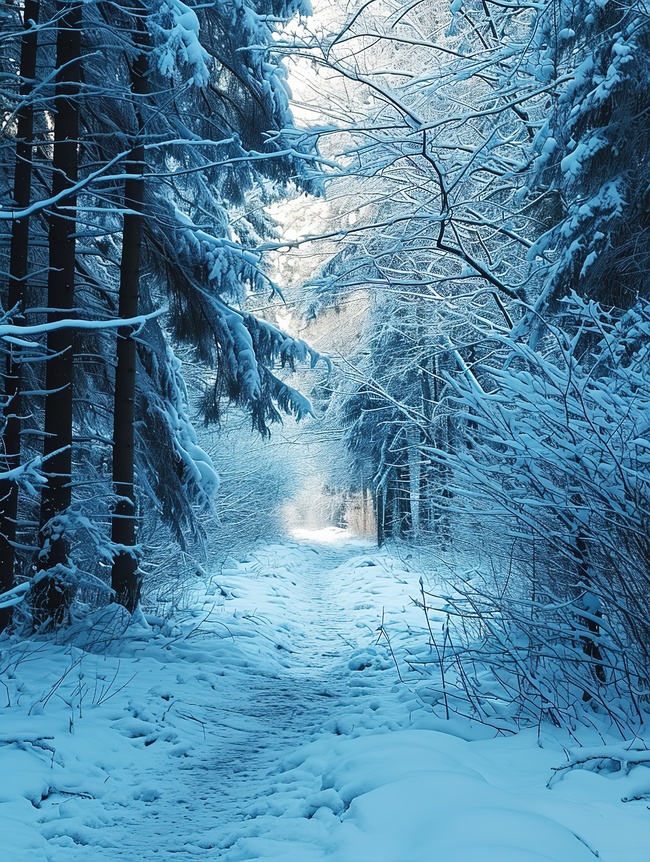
[526,0,650,314]
[0,0,323,628]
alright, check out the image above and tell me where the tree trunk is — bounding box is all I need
[407,427,421,539]
[384,473,395,539]
[573,532,606,699]
[111,37,148,614]
[376,484,385,547]
[33,1,82,631]
[396,464,412,538]
[0,0,40,632]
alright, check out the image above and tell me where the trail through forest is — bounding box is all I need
[107,532,398,857]
[3,532,650,861]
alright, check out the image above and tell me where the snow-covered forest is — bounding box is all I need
[2,0,650,858]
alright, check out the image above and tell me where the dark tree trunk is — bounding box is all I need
[111,37,148,614]
[574,532,606,699]
[33,1,82,630]
[0,0,40,632]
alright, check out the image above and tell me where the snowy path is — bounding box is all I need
[109,536,388,856]
[3,531,650,861]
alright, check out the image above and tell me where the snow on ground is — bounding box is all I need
[1,530,650,861]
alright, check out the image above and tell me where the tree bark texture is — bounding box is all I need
[33,1,82,630]
[111,38,148,614]
[0,0,40,631]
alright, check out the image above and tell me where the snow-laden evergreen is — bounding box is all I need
[0,0,323,626]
